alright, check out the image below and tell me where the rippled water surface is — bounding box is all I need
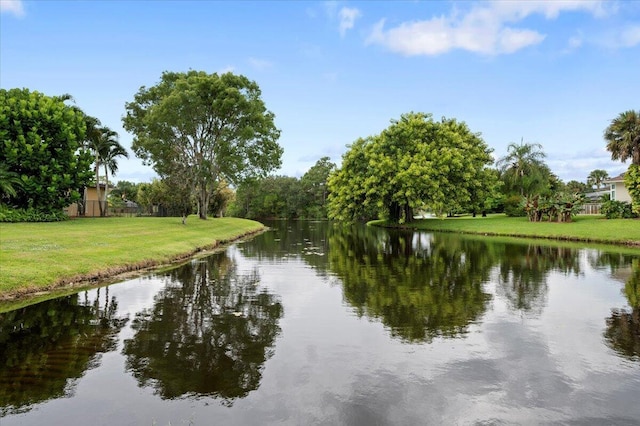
[1,221,639,425]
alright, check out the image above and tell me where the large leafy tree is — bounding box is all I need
[299,156,335,218]
[328,113,495,222]
[123,71,282,219]
[0,88,93,213]
[496,141,548,196]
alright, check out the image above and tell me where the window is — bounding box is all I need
[610,183,616,201]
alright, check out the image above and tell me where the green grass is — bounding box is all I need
[0,216,265,298]
[372,214,640,247]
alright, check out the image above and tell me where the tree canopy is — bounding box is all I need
[0,88,93,213]
[123,71,282,219]
[327,112,496,222]
[605,110,640,165]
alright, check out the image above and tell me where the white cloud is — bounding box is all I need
[247,57,274,71]
[338,7,361,37]
[0,0,25,17]
[218,65,235,74]
[366,0,607,56]
[620,25,640,47]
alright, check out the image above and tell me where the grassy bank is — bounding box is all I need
[0,216,265,299]
[373,214,640,247]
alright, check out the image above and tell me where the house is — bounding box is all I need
[603,173,632,203]
[64,183,111,217]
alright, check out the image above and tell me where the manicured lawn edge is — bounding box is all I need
[370,214,640,248]
[0,216,266,303]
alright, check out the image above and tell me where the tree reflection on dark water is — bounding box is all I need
[327,226,492,342]
[605,259,640,360]
[122,251,282,404]
[0,289,126,416]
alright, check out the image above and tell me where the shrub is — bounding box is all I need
[0,205,69,222]
[504,195,526,217]
[601,200,637,219]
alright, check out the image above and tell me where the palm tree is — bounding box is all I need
[99,128,129,210]
[587,169,610,190]
[605,110,640,165]
[496,140,547,196]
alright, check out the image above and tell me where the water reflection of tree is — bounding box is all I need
[0,288,126,416]
[495,244,581,313]
[122,252,282,403]
[604,259,640,360]
[328,227,493,343]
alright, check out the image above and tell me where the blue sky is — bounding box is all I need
[1,0,639,184]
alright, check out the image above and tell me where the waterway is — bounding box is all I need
[1,220,639,425]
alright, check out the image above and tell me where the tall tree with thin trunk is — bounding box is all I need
[605,110,640,165]
[496,140,547,196]
[587,169,610,190]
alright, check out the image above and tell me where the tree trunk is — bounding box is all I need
[95,161,103,217]
[198,185,209,220]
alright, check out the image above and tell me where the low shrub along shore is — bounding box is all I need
[0,216,265,300]
[373,214,640,246]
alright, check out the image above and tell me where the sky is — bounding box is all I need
[1,0,639,184]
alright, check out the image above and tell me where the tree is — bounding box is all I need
[299,157,335,218]
[565,180,588,194]
[123,71,282,220]
[586,169,609,190]
[328,113,495,223]
[496,141,547,196]
[605,110,640,165]
[109,180,139,203]
[84,121,129,216]
[0,88,93,213]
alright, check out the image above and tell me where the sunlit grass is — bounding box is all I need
[0,216,264,297]
[373,214,640,247]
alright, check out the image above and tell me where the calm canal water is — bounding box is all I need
[1,220,639,425]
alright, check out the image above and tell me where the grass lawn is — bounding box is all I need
[0,216,265,299]
[373,214,640,247]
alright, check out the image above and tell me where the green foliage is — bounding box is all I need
[0,205,69,222]
[624,164,640,214]
[0,88,93,214]
[586,169,609,190]
[565,180,589,194]
[232,175,301,219]
[522,192,586,222]
[123,71,282,219]
[503,194,526,217]
[601,200,637,219]
[109,180,139,203]
[604,110,640,165]
[328,113,495,223]
[497,141,550,197]
[299,157,335,219]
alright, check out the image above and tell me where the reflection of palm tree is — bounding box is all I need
[604,259,640,361]
[123,252,282,402]
[0,291,127,415]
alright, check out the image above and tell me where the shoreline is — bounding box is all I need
[0,227,267,305]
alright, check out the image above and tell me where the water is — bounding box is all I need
[1,221,639,425]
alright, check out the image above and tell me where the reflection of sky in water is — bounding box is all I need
[2,229,640,425]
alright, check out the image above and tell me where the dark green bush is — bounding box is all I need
[504,195,526,217]
[0,205,69,222]
[601,200,637,219]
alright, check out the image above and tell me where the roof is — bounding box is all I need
[603,173,625,183]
